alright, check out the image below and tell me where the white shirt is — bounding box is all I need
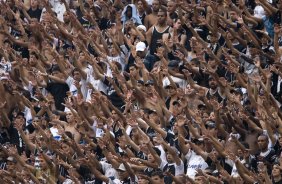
[65,76,88,99]
[185,150,208,179]
[163,76,187,89]
[49,0,68,22]
[254,5,265,18]
[160,159,184,176]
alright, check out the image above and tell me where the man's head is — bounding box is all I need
[72,68,82,81]
[278,0,282,10]
[29,53,38,66]
[208,76,217,90]
[6,156,17,171]
[15,112,25,124]
[151,169,165,184]
[257,134,269,152]
[117,164,130,180]
[157,7,167,25]
[272,164,282,178]
[137,0,145,12]
[30,0,39,9]
[129,64,138,77]
[165,146,178,163]
[51,65,64,79]
[63,12,70,23]
[136,42,147,58]
[152,0,161,12]
[126,6,133,19]
[167,1,176,13]
[229,10,238,22]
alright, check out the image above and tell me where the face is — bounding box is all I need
[173,19,182,30]
[112,110,119,121]
[230,11,238,22]
[6,160,16,171]
[272,165,281,177]
[194,176,206,184]
[261,36,268,44]
[63,12,70,23]
[137,1,144,12]
[140,141,148,152]
[167,1,176,13]
[129,66,138,76]
[257,135,268,151]
[66,112,74,122]
[126,7,133,18]
[145,83,154,94]
[38,157,47,169]
[166,86,176,96]
[31,0,38,8]
[279,136,282,146]
[138,177,149,184]
[166,152,173,163]
[208,78,217,89]
[1,57,6,63]
[152,0,161,12]
[185,85,196,96]
[151,175,164,184]
[118,170,129,180]
[73,71,81,81]
[210,35,218,44]
[52,71,64,78]
[171,103,181,116]
[15,115,25,124]
[157,11,167,25]
[137,51,146,58]
[278,0,282,9]
[29,54,37,66]
[147,153,155,162]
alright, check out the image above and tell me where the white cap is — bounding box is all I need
[135,42,146,52]
[0,76,8,81]
[117,163,126,171]
[137,25,147,32]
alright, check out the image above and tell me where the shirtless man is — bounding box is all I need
[146,7,172,56]
[144,0,161,30]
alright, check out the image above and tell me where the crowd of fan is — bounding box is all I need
[1,0,282,183]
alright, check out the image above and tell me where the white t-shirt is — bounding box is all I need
[163,76,187,89]
[160,159,184,176]
[50,127,61,140]
[100,161,119,179]
[66,76,88,99]
[254,5,265,18]
[185,150,208,179]
[155,145,167,163]
[106,54,126,77]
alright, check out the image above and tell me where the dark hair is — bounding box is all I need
[151,169,164,178]
[72,68,80,76]
[241,142,250,149]
[258,133,268,140]
[153,147,161,156]
[51,65,61,73]
[158,6,167,15]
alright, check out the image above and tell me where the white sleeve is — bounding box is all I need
[65,76,74,87]
[175,160,184,176]
[126,126,132,135]
[185,149,194,162]
[159,159,167,170]
[100,161,112,173]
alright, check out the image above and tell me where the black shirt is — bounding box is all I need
[46,82,69,111]
[27,8,42,21]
